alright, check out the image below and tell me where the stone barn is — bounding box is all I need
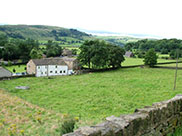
[124,51,134,57]
[0,67,12,78]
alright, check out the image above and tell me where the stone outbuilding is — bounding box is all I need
[0,67,12,78]
[124,51,134,58]
[62,49,72,57]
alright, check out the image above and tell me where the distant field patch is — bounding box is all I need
[5,65,26,73]
[122,57,176,66]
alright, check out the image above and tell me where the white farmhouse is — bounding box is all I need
[26,58,79,77]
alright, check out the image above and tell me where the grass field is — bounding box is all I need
[122,57,176,66]
[1,57,182,135]
[5,65,26,73]
[0,89,62,136]
[1,68,182,134]
[157,62,182,67]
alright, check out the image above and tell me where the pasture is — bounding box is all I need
[5,64,26,73]
[1,68,182,128]
[1,57,182,135]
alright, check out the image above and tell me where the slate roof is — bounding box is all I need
[125,51,134,57]
[62,57,77,62]
[32,58,67,66]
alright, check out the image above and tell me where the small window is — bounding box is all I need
[60,71,62,73]
[55,65,57,68]
[55,71,57,73]
[63,70,65,73]
[45,72,47,74]
[50,71,52,73]
[38,66,40,69]
[41,72,43,74]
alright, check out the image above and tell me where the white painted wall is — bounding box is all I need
[36,65,69,77]
[68,70,74,75]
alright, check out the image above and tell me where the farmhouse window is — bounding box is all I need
[55,71,57,73]
[55,65,57,68]
[38,66,40,69]
[60,71,62,73]
[41,72,43,74]
[63,70,65,73]
[50,71,53,73]
[45,72,47,74]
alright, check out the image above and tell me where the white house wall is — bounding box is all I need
[36,65,68,77]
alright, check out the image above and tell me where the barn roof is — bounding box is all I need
[125,51,133,57]
[32,58,67,66]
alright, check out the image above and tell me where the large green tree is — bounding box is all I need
[144,48,158,67]
[107,44,125,68]
[78,40,125,69]
[30,48,43,59]
[46,40,62,57]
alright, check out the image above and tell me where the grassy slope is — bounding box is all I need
[0,89,62,136]
[1,68,182,127]
[0,25,91,41]
[95,36,139,46]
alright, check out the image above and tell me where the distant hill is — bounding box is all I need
[95,36,140,46]
[0,25,92,44]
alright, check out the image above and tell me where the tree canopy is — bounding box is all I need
[144,48,158,67]
[78,40,125,69]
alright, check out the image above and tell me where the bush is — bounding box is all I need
[144,48,158,67]
[8,61,12,66]
[59,115,78,136]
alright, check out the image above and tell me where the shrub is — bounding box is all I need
[59,115,78,135]
[8,61,12,66]
[144,48,158,67]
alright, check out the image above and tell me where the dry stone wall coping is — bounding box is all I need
[63,95,182,136]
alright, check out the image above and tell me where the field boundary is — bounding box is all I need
[64,95,182,136]
[0,74,35,81]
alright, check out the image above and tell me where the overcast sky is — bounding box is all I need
[0,0,182,39]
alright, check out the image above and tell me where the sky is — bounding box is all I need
[0,0,182,39]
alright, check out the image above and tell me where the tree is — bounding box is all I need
[107,44,125,68]
[0,33,8,46]
[46,41,62,57]
[170,50,182,59]
[78,40,125,69]
[144,48,158,67]
[30,48,43,59]
[78,40,93,69]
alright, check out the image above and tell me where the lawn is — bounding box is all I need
[1,68,182,129]
[122,57,176,66]
[157,62,182,67]
[5,65,26,73]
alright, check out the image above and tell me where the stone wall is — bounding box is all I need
[63,94,182,136]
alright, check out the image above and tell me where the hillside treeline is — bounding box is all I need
[0,33,62,62]
[125,39,182,58]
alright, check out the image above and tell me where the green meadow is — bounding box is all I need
[1,58,182,135]
[5,65,26,73]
